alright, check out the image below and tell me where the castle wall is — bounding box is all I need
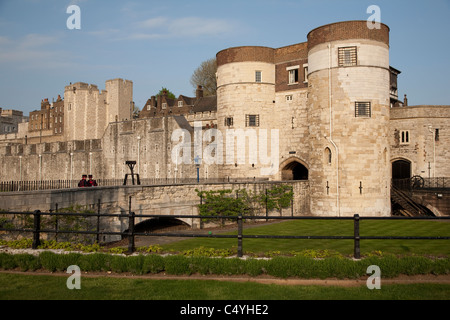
[0,117,212,183]
[390,105,450,178]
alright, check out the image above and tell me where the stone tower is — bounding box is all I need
[105,78,133,124]
[64,79,133,141]
[306,21,391,216]
[64,82,107,141]
[216,46,277,178]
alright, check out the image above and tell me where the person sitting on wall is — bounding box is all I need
[78,175,88,187]
[87,175,98,187]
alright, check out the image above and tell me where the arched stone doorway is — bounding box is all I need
[281,159,309,180]
[392,159,411,180]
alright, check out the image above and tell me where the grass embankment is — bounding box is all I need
[0,219,449,300]
[0,273,449,300]
[161,219,450,257]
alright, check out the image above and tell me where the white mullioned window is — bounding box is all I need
[255,71,262,83]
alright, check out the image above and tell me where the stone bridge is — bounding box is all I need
[0,181,310,240]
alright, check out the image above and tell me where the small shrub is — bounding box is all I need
[136,245,163,254]
[39,251,81,272]
[109,255,129,273]
[244,258,265,276]
[142,255,165,274]
[14,254,41,271]
[0,252,17,270]
[181,246,235,257]
[164,255,191,275]
[78,253,110,272]
[126,255,145,275]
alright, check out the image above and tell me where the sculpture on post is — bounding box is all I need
[123,161,140,185]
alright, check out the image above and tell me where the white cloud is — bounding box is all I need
[138,17,168,29]
[0,34,77,69]
[124,16,236,40]
[168,17,233,37]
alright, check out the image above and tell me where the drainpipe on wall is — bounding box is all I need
[328,43,340,216]
[428,125,436,178]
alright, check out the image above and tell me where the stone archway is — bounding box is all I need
[281,159,309,180]
[133,217,191,233]
[392,159,411,180]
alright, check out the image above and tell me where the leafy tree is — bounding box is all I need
[190,58,217,96]
[156,87,176,100]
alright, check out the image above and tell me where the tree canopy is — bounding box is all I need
[190,58,217,96]
[156,87,176,100]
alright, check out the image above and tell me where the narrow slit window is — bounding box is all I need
[225,117,233,127]
[400,130,410,144]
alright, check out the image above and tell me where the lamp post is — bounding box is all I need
[38,154,42,189]
[194,155,201,183]
[137,136,141,175]
[70,152,74,188]
[89,152,92,175]
[19,156,22,191]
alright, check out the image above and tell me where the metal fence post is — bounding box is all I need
[237,212,243,257]
[32,210,41,249]
[96,199,101,243]
[354,214,361,259]
[54,203,59,241]
[128,211,135,254]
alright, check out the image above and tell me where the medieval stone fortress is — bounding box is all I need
[0,21,448,217]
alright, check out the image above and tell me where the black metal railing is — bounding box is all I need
[393,177,449,191]
[0,177,271,192]
[1,207,449,259]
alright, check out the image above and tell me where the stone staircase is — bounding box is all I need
[391,186,435,217]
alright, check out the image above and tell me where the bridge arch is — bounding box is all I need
[125,217,192,234]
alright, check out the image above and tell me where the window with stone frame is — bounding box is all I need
[288,69,299,84]
[355,101,371,118]
[224,117,233,127]
[338,46,357,67]
[245,114,260,127]
[255,71,262,83]
[400,130,410,145]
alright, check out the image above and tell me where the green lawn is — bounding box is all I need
[0,273,449,300]
[161,219,450,256]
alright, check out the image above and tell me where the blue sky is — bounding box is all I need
[0,0,449,114]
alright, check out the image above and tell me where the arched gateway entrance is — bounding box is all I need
[392,159,411,180]
[281,159,309,180]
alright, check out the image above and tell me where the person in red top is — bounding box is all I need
[78,175,88,187]
[87,175,98,187]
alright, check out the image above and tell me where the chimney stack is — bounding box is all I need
[404,94,408,107]
[196,85,203,99]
